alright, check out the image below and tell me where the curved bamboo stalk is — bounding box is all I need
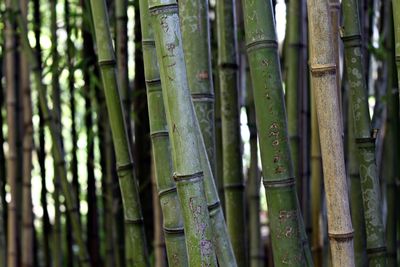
[216,0,247,264]
[88,0,149,266]
[242,0,311,265]
[138,0,188,264]
[179,0,216,177]
[148,0,218,265]
[307,0,355,265]
[392,0,400,91]
[20,0,34,265]
[10,0,91,265]
[342,0,387,265]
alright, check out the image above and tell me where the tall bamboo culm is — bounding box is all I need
[383,3,398,265]
[307,0,355,265]
[179,0,217,177]
[5,0,19,265]
[88,0,149,266]
[392,0,400,91]
[20,0,34,265]
[342,0,387,265]
[10,0,91,264]
[138,0,188,264]
[0,53,6,267]
[148,0,219,265]
[245,69,263,267]
[216,0,247,265]
[242,0,311,265]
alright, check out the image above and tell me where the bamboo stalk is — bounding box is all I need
[89,0,150,265]
[50,1,63,265]
[307,0,355,265]
[342,0,387,265]
[216,0,247,264]
[179,0,217,177]
[345,77,368,267]
[242,0,311,265]
[10,0,91,264]
[384,4,398,265]
[394,0,400,91]
[245,66,263,267]
[138,0,188,264]
[5,0,19,265]
[148,0,219,265]
[20,0,34,265]
[0,51,6,267]
[33,0,51,264]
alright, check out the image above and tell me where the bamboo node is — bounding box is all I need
[395,55,400,63]
[149,3,178,15]
[246,40,278,53]
[191,93,214,102]
[125,218,144,225]
[328,230,354,241]
[173,171,203,182]
[207,201,220,212]
[150,130,169,139]
[263,177,295,188]
[146,78,162,89]
[142,39,156,47]
[98,59,116,67]
[158,186,177,198]
[116,162,135,174]
[310,64,336,76]
[223,183,245,190]
[164,227,184,235]
[341,34,362,48]
[366,246,387,256]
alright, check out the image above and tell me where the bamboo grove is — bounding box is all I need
[0,0,400,266]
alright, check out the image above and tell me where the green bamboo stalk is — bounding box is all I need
[33,0,51,264]
[242,0,311,265]
[307,0,355,265]
[5,0,19,265]
[0,51,6,267]
[20,0,34,265]
[245,68,263,267]
[310,83,323,266]
[138,0,188,264]
[148,0,218,265]
[88,0,149,266]
[50,1,63,265]
[285,0,303,204]
[10,0,91,264]
[65,0,79,264]
[346,79,368,267]
[390,0,397,84]
[384,5,398,265]
[216,0,247,264]
[179,0,217,177]
[342,0,387,265]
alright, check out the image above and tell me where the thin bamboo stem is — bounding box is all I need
[138,0,188,264]
[307,0,355,265]
[148,0,219,265]
[342,0,387,264]
[242,0,311,265]
[89,0,149,265]
[394,0,400,92]
[20,0,34,265]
